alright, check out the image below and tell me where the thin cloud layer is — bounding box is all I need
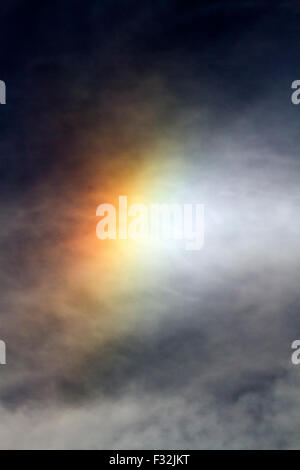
[0,0,299,449]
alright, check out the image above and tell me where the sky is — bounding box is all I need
[0,0,300,449]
